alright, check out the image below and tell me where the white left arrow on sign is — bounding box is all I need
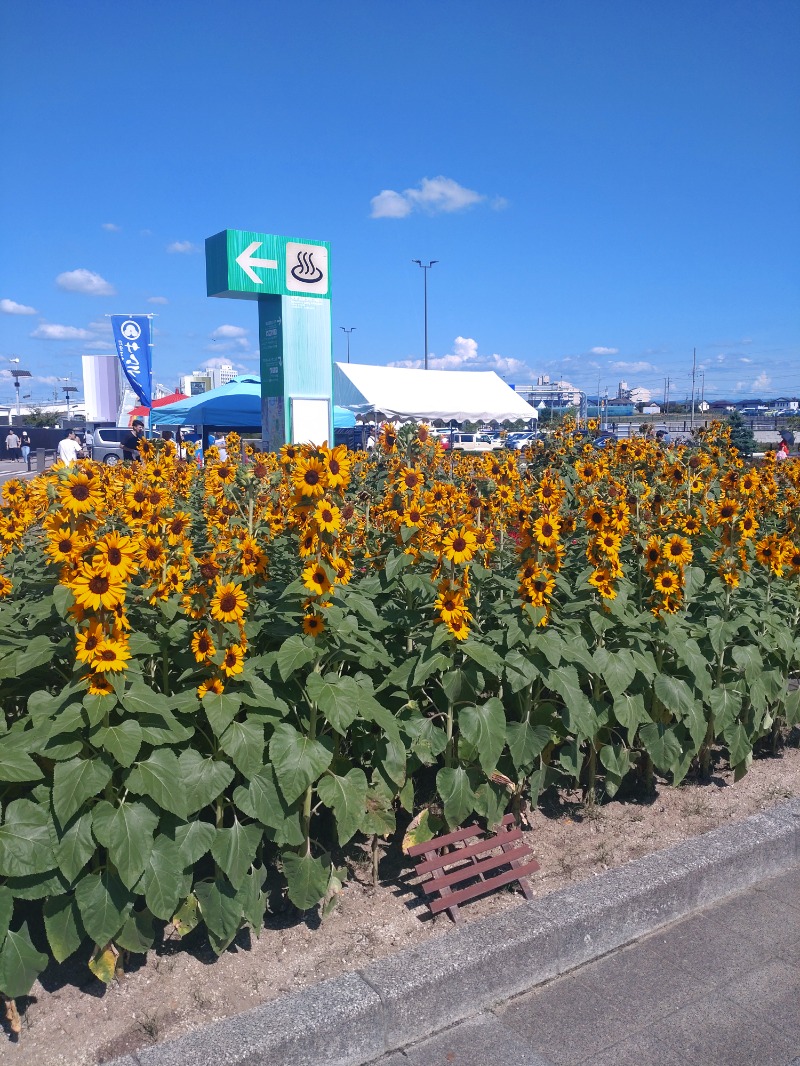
[236,241,278,284]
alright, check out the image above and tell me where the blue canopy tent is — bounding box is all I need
[150,376,261,429]
[149,375,356,431]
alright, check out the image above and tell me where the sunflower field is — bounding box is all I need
[0,421,799,1003]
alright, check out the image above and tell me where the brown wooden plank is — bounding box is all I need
[406,822,484,857]
[498,824,536,901]
[421,844,461,922]
[428,858,541,914]
[413,828,524,876]
[425,844,532,894]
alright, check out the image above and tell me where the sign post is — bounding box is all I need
[205,229,332,449]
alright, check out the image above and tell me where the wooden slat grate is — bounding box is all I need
[409,813,539,922]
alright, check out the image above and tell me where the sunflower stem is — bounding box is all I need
[301,698,319,855]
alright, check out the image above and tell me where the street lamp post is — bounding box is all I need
[9,359,31,419]
[412,259,438,369]
[62,386,78,421]
[339,326,356,363]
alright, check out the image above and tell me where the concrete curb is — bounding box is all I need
[114,797,800,1066]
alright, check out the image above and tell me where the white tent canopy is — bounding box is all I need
[334,362,537,423]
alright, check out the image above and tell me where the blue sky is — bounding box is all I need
[1,0,798,407]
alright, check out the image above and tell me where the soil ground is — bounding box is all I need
[3,740,799,1066]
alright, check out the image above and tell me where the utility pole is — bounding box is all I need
[412,260,438,369]
[690,348,697,431]
[339,326,356,363]
[664,377,671,417]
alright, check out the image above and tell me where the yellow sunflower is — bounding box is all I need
[434,586,468,623]
[198,676,225,698]
[443,610,470,640]
[303,612,326,637]
[210,581,249,623]
[314,499,342,535]
[93,531,138,582]
[302,562,333,596]
[58,472,101,515]
[440,526,477,565]
[69,566,126,611]
[654,570,681,595]
[293,457,327,498]
[220,644,246,678]
[75,620,104,664]
[191,628,216,663]
[324,445,352,489]
[91,639,132,673]
[664,535,693,568]
[532,515,561,551]
[85,673,114,696]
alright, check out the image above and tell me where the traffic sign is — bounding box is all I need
[206,229,330,300]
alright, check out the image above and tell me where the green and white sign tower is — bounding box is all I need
[205,229,333,449]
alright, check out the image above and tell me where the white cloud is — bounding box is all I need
[370,190,412,219]
[590,346,619,356]
[199,357,248,373]
[491,196,509,211]
[389,336,531,379]
[609,360,657,373]
[167,240,200,254]
[1,298,37,315]
[56,269,116,296]
[739,357,752,364]
[148,295,169,304]
[211,324,248,339]
[102,222,120,232]
[371,176,489,219]
[83,340,115,350]
[752,371,770,392]
[31,323,93,340]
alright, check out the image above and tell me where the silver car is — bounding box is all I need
[90,426,133,465]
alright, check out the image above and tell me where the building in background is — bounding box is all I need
[82,355,120,423]
[513,375,582,410]
[179,363,236,395]
[617,380,652,404]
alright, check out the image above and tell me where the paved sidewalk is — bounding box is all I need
[374,865,800,1066]
[0,457,52,484]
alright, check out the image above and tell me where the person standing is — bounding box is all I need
[20,431,31,468]
[776,439,790,463]
[83,428,94,459]
[57,429,83,466]
[5,429,20,462]
[122,419,145,462]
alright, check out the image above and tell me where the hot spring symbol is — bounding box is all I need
[290,249,324,285]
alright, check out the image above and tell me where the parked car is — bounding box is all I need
[505,431,539,451]
[90,426,147,465]
[436,432,498,453]
[571,429,617,450]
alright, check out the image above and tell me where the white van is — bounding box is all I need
[439,432,498,453]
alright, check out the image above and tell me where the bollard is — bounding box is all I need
[36,448,46,472]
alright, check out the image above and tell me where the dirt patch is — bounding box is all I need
[4,743,799,1065]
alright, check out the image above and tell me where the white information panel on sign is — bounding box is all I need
[291,397,331,447]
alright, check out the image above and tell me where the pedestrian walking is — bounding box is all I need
[20,431,31,468]
[57,429,83,467]
[83,428,94,459]
[5,429,21,462]
[122,419,145,462]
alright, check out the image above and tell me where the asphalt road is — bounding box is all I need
[374,866,800,1066]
